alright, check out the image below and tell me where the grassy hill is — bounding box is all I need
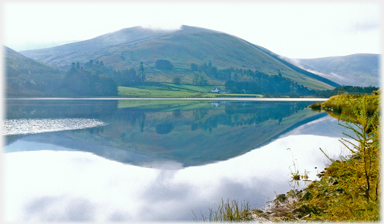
[297,54,380,87]
[21,25,338,91]
[4,46,65,96]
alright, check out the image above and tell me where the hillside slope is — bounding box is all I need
[21,25,338,90]
[297,54,380,87]
[5,46,65,96]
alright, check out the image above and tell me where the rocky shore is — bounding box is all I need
[250,184,318,222]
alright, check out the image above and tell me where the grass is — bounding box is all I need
[309,93,379,116]
[193,199,252,222]
[118,82,263,98]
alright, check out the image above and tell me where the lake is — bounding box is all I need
[4,98,354,222]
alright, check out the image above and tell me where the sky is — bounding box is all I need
[2,1,382,59]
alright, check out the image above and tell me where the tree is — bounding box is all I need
[191,63,198,72]
[76,62,80,69]
[128,67,137,80]
[193,72,208,85]
[172,77,181,84]
[155,59,174,70]
[139,62,145,82]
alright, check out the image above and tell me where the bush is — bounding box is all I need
[172,77,181,84]
[155,59,174,70]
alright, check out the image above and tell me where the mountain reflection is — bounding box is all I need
[5,100,326,167]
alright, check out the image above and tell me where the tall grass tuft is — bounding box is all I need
[193,199,252,222]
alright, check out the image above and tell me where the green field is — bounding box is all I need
[118,83,264,98]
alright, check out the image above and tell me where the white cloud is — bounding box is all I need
[3,2,381,58]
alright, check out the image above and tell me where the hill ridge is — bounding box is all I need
[296,54,379,87]
[20,25,338,90]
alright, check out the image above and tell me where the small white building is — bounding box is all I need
[211,88,220,93]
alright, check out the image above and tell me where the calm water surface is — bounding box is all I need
[4,99,352,222]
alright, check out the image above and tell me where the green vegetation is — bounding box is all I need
[10,27,378,98]
[5,46,65,96]
[314,85,379,98]
[5,43,376,99]
[75,59,145,86]
[309,92,379,116]
[155,59,174,70]
[21,25,337,90]
[5,45,334,97]
[291,95,380,221]
[190,62,317,96]
[60,61,118,96]
[9,21,353,97]
[5,48,120,97]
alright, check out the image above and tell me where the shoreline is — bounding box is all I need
[5,97,329,101]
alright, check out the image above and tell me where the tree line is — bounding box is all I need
[61,60,147,96]
[190,62,316,96]
[314,85,379,97]
[60,59,379,97]
[61,60,118,96]
[80,60,146,86]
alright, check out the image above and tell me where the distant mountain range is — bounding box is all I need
[294,54,380,87]
[20,25,338,90]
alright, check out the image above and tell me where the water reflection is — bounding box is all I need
[5,135,347,222]
[4,99,353,222]
[5,100,326,167]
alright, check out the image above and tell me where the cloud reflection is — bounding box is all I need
[5,135,350,222]
[25,196,95,222]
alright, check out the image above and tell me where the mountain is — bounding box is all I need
[4,46,65,96]
[21,25,338,90]
[295,54,380,87]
